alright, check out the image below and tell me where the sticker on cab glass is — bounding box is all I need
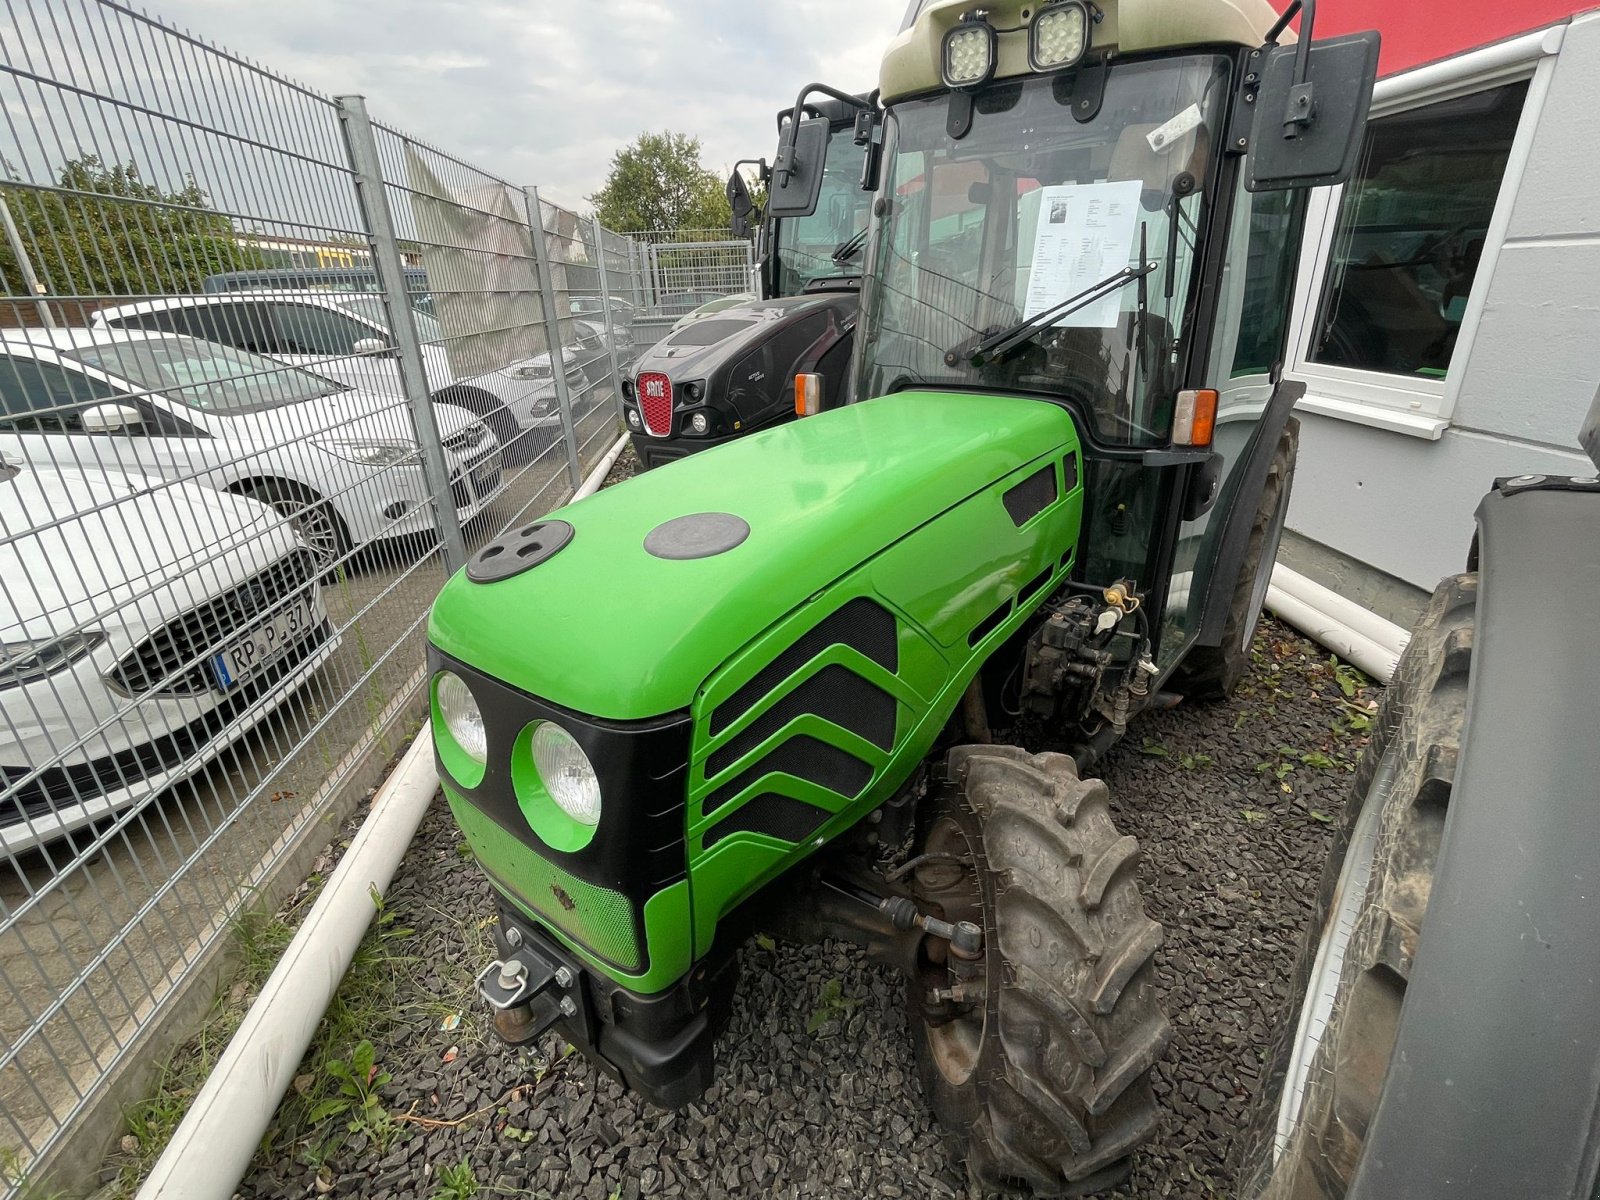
[1147,104,1203,154]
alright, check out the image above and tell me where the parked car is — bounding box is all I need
[93,293,589,455]
[0,329,501,568]
[570,318,634,384]
[0,453,339,854]
[569,295,635,324]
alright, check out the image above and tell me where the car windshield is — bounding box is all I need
[334,295,445,342]
[772,124,873,294]
[854,54,1232,445]
[65,336,347,413]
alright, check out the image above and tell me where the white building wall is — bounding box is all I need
[1283,12,1600,608]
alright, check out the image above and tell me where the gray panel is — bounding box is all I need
[1349,484,1600,1199]
[1505,13,1600,242]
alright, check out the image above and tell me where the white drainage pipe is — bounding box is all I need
[1266,563,1410,684]
[139,433,630,1200]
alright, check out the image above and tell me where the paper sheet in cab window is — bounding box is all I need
[1022,180,1143,329]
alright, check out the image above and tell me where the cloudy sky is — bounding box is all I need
[145,0,911,212]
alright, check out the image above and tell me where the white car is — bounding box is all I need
[92,292,592,453]
[0,454,339,854]
[0,328,501,567]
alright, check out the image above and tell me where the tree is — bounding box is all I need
[588,132,732,235]
[0,155,263,302]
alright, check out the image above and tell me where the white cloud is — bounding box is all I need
[142,0,907,212]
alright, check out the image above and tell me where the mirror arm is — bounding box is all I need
[1262,0,1318,135]
[775,83,875,186]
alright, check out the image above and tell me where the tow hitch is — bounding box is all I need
[476,931,584,1046]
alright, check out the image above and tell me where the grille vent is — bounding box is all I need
[1003,465,1058,527]
[706,733,872,817]
[710,598,897,737]
[705,793,831,849]
[707,665,894,779]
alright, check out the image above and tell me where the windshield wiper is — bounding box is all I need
[832,227,869,264]
[958,257,1156,369]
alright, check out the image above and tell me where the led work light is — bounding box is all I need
[942,18,997,89]
[1029,1,1090,72]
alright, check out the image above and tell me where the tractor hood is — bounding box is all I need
[429,391,1075,720]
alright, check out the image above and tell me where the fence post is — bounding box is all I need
[0,194,56,329]
[523,186,583,492]
[334,93,467,572]
[587,219,627,422]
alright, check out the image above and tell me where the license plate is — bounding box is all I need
[210,596,320,690]
[471,462,501,493]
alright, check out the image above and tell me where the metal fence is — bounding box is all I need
[0,2,646,1189]
[623,227,757,351]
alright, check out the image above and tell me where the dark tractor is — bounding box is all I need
[622,91,873,470]
[429,0,1381,1193]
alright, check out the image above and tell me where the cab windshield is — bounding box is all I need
[854,55,1233,445]
[771,127,872,295]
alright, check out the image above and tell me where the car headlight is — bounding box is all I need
[508,361,554,380]
[435,671,487,782]
[316,439,422,467]
[529,721,601,826]
[1,631,106,689]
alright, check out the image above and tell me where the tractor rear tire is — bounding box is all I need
[1178,420,1298,700]
[1233,574,1474,1197]
[907,745,1171,1196]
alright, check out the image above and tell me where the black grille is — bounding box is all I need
[4,620,331,827]
[710,598,897,737]
[706,733,872,816]
[707,664,895,779]
[110,550,318,697]
[1003,465,1058,527]
[443,423,489,455]
[705,792,831,849]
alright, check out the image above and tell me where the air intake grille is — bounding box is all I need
[710,598,897,737]
[637,371,672,436]
[707,665,895,780]
[705,792,831,849]
[1003,464,1058,527]
[706,733,872,816]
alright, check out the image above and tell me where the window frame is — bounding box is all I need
[1284,24,1566,440]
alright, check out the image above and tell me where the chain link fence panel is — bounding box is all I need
[0,3,643,1191]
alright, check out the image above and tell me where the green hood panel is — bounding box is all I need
[429,392,1076,720]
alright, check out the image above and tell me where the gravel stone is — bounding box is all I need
[235,619,1371,1199]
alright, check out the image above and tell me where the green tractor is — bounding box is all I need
[429,0,1378,1192]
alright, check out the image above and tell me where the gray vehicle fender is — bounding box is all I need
[1349,481,1600,1200]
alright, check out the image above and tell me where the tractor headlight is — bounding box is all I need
[436,671,488,777]
[942,19,997,89]
[688,412,710,436]
[1030,2,1089,72]
[530,721,601,827]
[626,406,643,431]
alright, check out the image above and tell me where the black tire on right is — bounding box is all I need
[1177,420,1299,701]
[1234,574,1475,1198]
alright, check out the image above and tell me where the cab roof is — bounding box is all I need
[882,0,1285,103]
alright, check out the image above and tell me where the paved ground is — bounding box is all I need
[0,389,622,1166]
[229,580,1378,1200]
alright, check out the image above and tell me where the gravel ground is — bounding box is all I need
[235,445,1381,1199]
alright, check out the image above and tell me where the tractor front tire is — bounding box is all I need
[908,745,1171,1196]
[1178,420,1298,700]
[1233,574,1473,1197]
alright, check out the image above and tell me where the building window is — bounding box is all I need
[1308,80,1528,382]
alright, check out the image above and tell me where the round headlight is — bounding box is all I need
[689,412,710,435]
[530,721,601,826]
[437,671,486,764]
[626,406,643,430]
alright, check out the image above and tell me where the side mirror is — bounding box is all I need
[1246,31,1381,192]
[352,337,392,356]
[81,402,143,433]
[767,117,831,219]
[728,170,756,238]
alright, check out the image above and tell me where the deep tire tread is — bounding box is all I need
[911,746,1169,1196]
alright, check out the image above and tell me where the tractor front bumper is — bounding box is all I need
[481,904,735,1110]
